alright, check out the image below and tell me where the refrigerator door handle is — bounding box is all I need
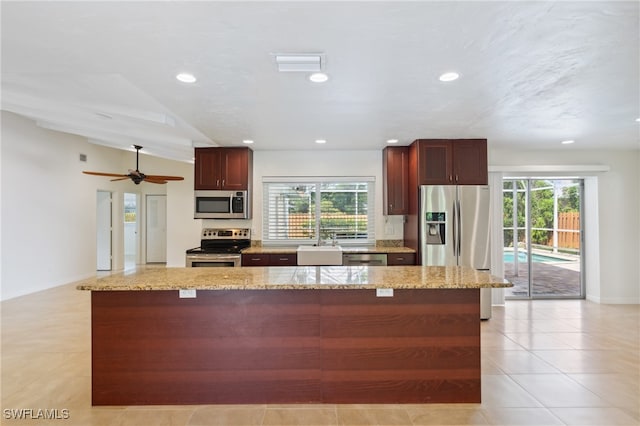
[452,200,457,257]
[457,199,462,258]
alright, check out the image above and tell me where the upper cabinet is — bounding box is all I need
[194,147,253,190]
[414,139,487,185]
[383,146,409,215]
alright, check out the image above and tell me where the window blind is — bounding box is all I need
[263,178,375,245]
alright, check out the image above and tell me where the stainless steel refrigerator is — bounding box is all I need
[420,185,493,319]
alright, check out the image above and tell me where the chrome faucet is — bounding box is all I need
[331,232,337,247]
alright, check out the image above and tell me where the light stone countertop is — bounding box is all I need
[76,265,511,291]
[241,246,416,254]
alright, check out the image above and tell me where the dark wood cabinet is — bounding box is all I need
[267,254,297,266]
[241,254,270,266]
[414,139,487,185]
[383,146,409,215]
[194,147,253,190]
[242,253,297,266]
[387,253,416,265]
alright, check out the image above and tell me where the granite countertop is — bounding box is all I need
[241,246,416,254]
[76,265,511,291]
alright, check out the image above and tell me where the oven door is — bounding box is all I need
[185,254,241,267]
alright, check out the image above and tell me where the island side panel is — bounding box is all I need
[320,289,481,403]
[91,290,322,405]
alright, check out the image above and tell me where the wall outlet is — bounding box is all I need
[179,289,197,298]
[376,288,394,297]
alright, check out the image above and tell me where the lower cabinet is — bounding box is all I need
[242,253,297,266]
[387,253,416,265]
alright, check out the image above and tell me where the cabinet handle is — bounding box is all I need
[222,179,225,187]
[251,258,261,261]
[397,257,404,260]
[279,258,288,261]
[456,174,459,182]
[449,175,453,182]
[216,179,220,187]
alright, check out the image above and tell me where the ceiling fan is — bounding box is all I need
[83,145,184,185]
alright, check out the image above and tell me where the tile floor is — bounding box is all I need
[1,280,638,425]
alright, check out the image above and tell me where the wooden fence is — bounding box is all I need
[551,211,580,249]
[286,213,368,239]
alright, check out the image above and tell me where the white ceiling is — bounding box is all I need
[2,1,639,163]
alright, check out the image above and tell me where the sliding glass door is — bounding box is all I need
[503,179,584,299]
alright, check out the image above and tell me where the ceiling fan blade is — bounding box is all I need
[110,177,131,182]
[143,178,168,184]
[145,175,184,181]
[83,171,129,178]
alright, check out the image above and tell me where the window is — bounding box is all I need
[263,177,375,245]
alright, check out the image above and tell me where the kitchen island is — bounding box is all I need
[77,266,510,405]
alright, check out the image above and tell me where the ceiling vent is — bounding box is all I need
[275,54,323,72]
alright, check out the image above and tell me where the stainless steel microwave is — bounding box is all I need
[194,190,250,219]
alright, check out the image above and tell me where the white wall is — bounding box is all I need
[490,149,640,304]
[251,150,404,243]
[0,111,191,300]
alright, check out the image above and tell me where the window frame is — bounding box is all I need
[262,176,375,246]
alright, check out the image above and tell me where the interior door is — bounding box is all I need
[146,195,167,263]
[96,191,112,271]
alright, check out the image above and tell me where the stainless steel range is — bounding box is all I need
[185,228,251,267]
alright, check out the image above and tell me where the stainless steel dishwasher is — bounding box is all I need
[342,253,388,266]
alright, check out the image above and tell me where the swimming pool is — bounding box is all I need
[503,251,571,263]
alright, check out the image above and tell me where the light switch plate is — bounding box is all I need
[376,288,394,297]
[179,289,197,298]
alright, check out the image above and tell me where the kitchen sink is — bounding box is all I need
[296,245,343,266]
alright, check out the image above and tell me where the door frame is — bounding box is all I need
[503,178,585,300]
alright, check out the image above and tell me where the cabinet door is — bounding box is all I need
[220,148,250,190]
[241,254,270,266]
[269,254,297,266]
[383,146,409,215]
[387,253,416,265]
[194,148,221,190]
[417,140,453,185]
[452,140,488,185]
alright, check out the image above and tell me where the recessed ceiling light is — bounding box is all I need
[439,72,460,82]
[242,140,254,144]
[315,139,326,144]
[561,140,575,145]
[387,139,399,144]
[176,73,197,83]
[636,117,640,122]
[309,73,329,83]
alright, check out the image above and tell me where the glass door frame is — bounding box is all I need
[503,177,585,300]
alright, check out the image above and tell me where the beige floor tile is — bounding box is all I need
[531,349,633,374]
[480,375,543,408]
[480,407,564,425]
[485,350,561,374]
[188,405,266,425]
[509,374,610,407]
[567,373,640,413]
[406,406,488,425]
[504,332,575,350]
[336,406,412,425]
[262,407,338,425]
[550,407,639,425]
[112,408,195,426]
